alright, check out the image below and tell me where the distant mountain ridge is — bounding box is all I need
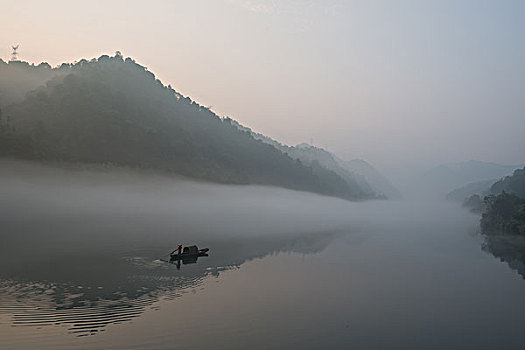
[446,164,525,203]
[446,179,496,202]
[447,166,525,218]
[341,158,402,200]
[229,119,401,199]
[490,167,525,198]
[423,160,523,195]
[0,54,386,200]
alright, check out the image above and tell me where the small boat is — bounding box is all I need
[170,245,209,260]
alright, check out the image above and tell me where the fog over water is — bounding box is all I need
[2,160,525,349]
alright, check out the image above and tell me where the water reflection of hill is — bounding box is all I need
[482,236,525,279]
[0,230,341,337]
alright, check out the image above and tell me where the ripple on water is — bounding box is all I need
[0,271,212,338]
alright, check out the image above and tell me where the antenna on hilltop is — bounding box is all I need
[11,44,19,61]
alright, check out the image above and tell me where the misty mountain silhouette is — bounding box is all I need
[0,55,376,200]
[446,179,496,202]
[228,119,400,199]
[446,165,525,203]
[422,160,523,194]
[489,167,525,198]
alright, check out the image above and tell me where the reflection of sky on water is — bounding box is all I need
[0,229,341,337]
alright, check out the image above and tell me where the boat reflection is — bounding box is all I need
[0,229,343,337]
[167,253,209,269]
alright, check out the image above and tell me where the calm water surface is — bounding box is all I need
[1,166,525,349]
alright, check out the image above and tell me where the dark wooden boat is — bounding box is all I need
[170,245,209,260]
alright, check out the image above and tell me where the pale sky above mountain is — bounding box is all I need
[1,0,524,167]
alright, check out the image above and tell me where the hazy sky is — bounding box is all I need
[1,0,524,167]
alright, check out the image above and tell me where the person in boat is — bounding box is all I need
[169,245,183,258]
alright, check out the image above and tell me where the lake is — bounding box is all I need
[1,162,525,349]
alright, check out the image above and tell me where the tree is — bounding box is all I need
[482,192,525,235]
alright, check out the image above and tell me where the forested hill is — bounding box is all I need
[481,167,525,235]
[0,54,373,200]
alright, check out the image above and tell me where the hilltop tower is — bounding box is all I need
[11,44,19,61]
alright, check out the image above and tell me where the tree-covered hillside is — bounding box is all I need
[481,192,525,235]
[0,54,373,200]
[0,59,65,107]
[479,168,525,236]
